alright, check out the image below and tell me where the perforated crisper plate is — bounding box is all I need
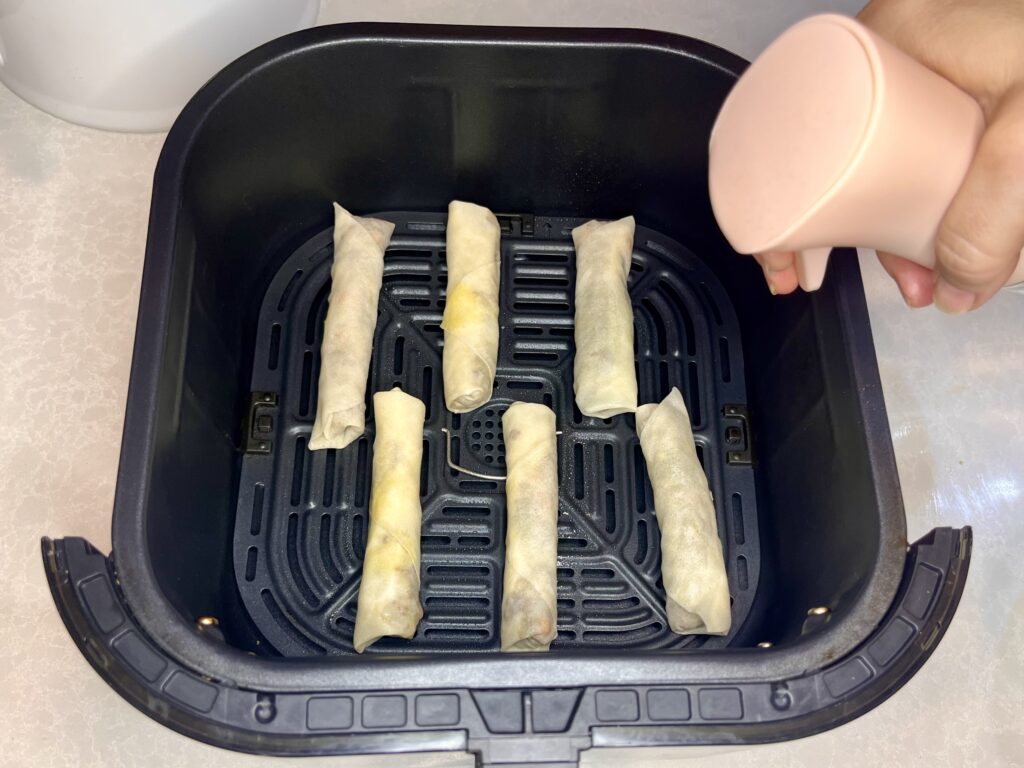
[233,212,759,656]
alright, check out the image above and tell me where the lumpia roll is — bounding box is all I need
[442,200,501,413]
[572,216,638,418]
[636,387,731,635]
[310,204,395,450]
[500,402,558,652]
[353,387,426,653]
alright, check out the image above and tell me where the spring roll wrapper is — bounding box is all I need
[636,387,731,635]
[572,216,638,418]
[309,204,395,450]
[442,201,501,413]
[352,388,426,652]
[500,402,559,651]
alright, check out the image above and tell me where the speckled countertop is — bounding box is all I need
[1,2,1021,766]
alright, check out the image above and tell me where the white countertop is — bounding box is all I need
[1,1,1021,766]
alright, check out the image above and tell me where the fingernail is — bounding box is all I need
[768,281,777,296]
[933,280,975,314]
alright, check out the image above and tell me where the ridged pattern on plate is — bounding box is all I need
[233,213,759,655]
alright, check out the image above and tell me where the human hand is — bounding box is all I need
[757,0,1024,312]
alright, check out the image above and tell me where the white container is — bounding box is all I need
[0,0,319,132]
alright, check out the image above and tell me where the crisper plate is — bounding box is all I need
[233,212,759,655]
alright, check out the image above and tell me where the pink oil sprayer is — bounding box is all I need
[708,13,1024,292]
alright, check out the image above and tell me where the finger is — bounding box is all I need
[857,0,944,69]
[876,250,935,308]
[755,251,800,295]
[933,86,1024,313]
[859,0,1024,109]
[757,250,796,272]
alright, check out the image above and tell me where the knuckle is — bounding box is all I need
[982,95,1024,176]
[988,125,1024,177]
[934,228,1009,287]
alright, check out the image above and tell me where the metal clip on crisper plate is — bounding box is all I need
[440,427,562,481]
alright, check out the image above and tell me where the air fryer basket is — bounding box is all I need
[44,23,970,766]
[237,213,759,656]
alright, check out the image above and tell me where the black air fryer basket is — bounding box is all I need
[43,23,970,766]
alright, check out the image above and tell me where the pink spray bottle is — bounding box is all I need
[708,13,1024,292]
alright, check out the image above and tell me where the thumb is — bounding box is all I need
[933,85,1024,313]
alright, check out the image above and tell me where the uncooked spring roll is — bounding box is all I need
[572,216,638,418]
[442,200,501,413]
[636,387,731,635]
[352,387,425,652]
[500,402,558,652]
[310,204,395,450]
